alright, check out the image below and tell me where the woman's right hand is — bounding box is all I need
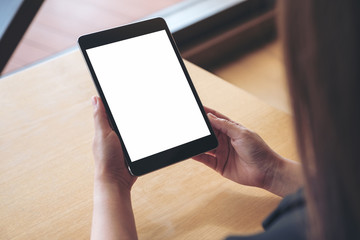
[193,107,303,197]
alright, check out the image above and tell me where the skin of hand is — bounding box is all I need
[91,96,138,240]
[193,107,304,197]
[92,96,137,187]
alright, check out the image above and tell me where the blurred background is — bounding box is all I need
[1,0,289,113]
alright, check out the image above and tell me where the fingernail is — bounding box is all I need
[207,113,217,119]
[92,96,98,109]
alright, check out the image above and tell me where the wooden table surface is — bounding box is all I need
[0,49,297,239]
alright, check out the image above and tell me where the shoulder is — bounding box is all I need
[226,189,307,240]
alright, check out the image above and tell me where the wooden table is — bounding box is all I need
[0,49,297,239]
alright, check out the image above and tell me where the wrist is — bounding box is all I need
[94,170,134,192]
[263,156,304,197]
[92,174,138,240]
[93,176,132,204]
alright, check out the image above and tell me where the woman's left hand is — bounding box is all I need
[91,96,138,240]
[92,96,137,189]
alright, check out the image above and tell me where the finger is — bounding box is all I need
[206,149,217,156]
[192,153,217,169]
[207,113,244,140]
[203,106,231,121]
[92,96,112,136]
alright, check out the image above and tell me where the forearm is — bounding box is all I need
[91,178,138,240]
[265,157,304,197]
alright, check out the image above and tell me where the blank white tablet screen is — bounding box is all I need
[86,30,210,162]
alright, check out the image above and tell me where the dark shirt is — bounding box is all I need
[226,189,307,240]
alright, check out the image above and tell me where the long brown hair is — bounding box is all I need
[279,0,360,239]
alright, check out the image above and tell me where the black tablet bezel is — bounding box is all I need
[78,17,218,176]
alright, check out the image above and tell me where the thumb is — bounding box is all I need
[92,96,112,136]
[207,113,243,140]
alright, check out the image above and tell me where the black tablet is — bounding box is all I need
[78,18,218,176]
